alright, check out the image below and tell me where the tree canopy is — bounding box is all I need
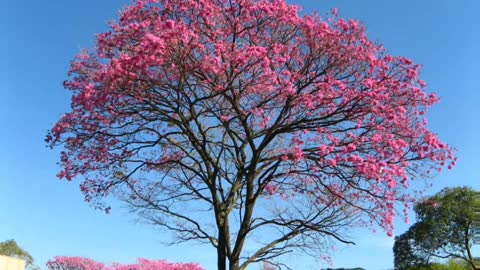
[393,187,478,270]
[0,239,36,270]
[47,0,453,269]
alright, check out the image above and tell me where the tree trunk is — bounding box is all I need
[217,232,227,270]
[229,259,241,270]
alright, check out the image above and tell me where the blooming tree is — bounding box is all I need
[47,0,454,269]
[46,257,203,270]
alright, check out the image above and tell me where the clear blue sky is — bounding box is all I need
[2,0,479,269]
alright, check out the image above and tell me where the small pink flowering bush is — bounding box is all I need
[47,257,105,270]
[47,257,204,270]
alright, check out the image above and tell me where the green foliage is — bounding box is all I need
[412,259,472,270]
[0,239,37,270]
[393,227,430,270]
[439,259,472,270]
[413,187,474,250]
[393,187,477,270]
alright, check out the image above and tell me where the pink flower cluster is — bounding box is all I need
[47,257,203,270]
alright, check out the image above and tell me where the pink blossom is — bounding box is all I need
[331,8,338,16]
[292,146,304,162]
[220,115,229,122]
[164,20,175,29]
[265,184,279,195]
[326,159,337,167]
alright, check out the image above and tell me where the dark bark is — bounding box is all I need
[217,235,227,270]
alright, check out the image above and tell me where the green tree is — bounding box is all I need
[0,239,37,270]
[393,225,430,270]
[393,187,477,270]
